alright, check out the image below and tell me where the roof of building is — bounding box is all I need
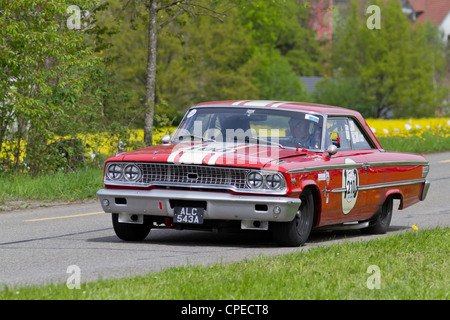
[409,0,450,25]
[300,76,324,93]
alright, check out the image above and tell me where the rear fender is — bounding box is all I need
[384,189,403,209]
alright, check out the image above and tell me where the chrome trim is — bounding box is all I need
[357,178,426,191]
[331,187,348,193]
[247,171,264,189]
[107,163,123,180]
[287,163,363,174]
[286,160,429,174]
[422,165,430,178]
[421,180,431,201]
[104,162,287,195]
[331,178,426,193]
[365,161,429,167]
[97,189,301,222]
[123,164,142,181]
[265,172,283,189]
[317,221,370,231]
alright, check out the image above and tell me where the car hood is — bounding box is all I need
[110,142,311,169]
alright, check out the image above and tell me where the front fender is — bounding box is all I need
[286,174,322,227]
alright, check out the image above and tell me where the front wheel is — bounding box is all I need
[112,213,152,241]
[272,188,315,247]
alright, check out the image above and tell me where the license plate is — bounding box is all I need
[174,207,204,224]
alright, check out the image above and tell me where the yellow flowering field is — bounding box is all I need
[66,127,177,158]
[366,118,450,139]
[0,127,176,165]
[1,118,450,167]
[366,118,450,153]
[81,119,450,156]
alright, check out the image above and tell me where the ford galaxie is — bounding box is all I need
[97,100,430,246]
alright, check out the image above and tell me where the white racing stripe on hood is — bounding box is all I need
[178,146,208,164]
[168,143,247,165]
[167,148,182,163]
[206,144,248,165]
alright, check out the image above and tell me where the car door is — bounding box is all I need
[345,117,384,218]
[319,117,370,226]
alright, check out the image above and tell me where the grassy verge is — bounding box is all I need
[0,168,103,205]
[378,131,450,153]
[1,227,448,300]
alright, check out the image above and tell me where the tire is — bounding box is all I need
[362,196,393,234]
[112,213,152,241]
[272,188,315,247]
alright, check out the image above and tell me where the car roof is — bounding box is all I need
[193,100,383,149]
[193,100,362,117]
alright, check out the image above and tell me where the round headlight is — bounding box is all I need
[266,173,282,189]
[107,164,123,180]
[124,164,141,181]
[247,172,264,188]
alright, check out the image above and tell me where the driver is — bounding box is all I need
[289,118,313,148]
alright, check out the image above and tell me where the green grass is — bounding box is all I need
[1,227,448,300]
[0,168,103,202]
[378,131,450,153]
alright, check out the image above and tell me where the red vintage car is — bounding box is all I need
[97,100,430,246]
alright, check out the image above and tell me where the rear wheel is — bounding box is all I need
[362,196,393,234]
[272,188,315,247]
[112,213,152,241]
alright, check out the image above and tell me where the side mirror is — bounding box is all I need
[326,144,338,157]
[161,134,171,145]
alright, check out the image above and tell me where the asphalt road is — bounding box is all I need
[1,152,449,287]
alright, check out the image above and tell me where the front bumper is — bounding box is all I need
[97,188,301,222]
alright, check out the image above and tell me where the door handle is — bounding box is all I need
[362,163,370,174]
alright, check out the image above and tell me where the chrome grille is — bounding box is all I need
[138,163,249,189]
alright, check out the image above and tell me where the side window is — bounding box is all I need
[348,119,372,150]
[325,118,351,150]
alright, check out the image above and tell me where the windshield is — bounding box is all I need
[172,107,324,150]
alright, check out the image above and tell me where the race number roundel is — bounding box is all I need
[341,158,359,215]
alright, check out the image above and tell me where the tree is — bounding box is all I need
[122,0,234,146]
[99,0,325,134]
[0,0,100,173]
[238,0,323,101]
[256,54,309,101]
[313,77,374,117]
[239,0,326,76]
[332,0,448,118]
[161,6,261,105]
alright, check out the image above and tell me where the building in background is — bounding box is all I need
[402,0,450,42]
[301,0,450,93]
